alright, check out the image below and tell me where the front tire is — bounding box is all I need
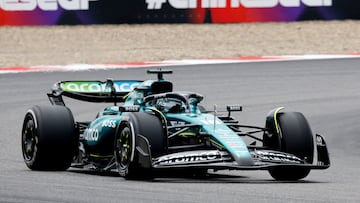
[115,122,137,178]
[264,112,314,180]
[21,105,77,170]
[114,112,166,179]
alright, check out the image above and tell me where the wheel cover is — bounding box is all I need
[22,115,38,161]
[116,127,132,170]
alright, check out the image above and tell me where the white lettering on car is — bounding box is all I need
[154,151,222,165]
[101,120,117,128]
[61,81,141,93]
[84,128,99,142]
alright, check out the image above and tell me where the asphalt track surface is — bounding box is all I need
[1,58,360,203]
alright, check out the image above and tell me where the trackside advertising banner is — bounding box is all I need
[0,0,359,25]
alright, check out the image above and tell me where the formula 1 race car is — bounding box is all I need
[21,69,330,180]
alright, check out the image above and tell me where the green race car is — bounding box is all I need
[21,69,330,180]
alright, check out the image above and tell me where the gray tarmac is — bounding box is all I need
[1,58,360,202]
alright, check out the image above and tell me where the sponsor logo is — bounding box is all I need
[146,0,332,10]
[154,150,225,165]
[169,121,186,126]
[84,128,99,142]
[252,150,302,163]
[120,106,140,112]
[102,120,117,128]
[227,105,242,112]
[0,0,98,11]
[60,81,141,93]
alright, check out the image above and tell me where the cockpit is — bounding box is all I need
[154,97,187,113]
[144,92,203,114]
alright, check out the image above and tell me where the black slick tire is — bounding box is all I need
[115,112,166,179]
[21,105,77,171]
[264,112,314,180]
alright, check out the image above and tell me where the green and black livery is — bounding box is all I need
[22,69,330,180]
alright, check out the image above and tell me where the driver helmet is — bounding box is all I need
[156,98,185,113]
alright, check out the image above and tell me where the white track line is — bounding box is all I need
[1,54,359,74]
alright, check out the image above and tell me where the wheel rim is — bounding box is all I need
[22,114,38,161]
[116,126,132,169]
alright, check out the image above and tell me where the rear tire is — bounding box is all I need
[264,112,314,180]
[21,105,77,170]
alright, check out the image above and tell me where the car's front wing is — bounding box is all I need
[148,134,330,171]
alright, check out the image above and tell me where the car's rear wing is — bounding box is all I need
[47,80,142,105]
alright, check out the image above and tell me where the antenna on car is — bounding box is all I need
[105,78,117,106]
[147,69,173,80]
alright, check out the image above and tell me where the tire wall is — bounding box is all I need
[0,0,359,25]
